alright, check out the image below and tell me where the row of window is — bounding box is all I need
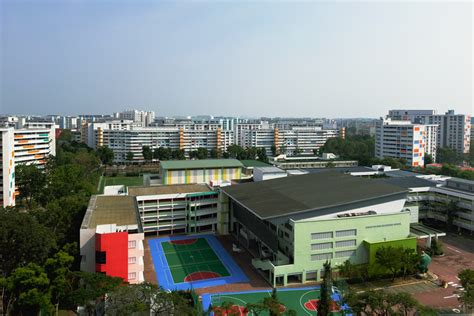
[311,229,357,240]
[311,239,357,251]
[311,250,356,261]
[96,252,138,265]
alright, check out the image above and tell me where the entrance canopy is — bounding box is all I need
[410,223,446,239]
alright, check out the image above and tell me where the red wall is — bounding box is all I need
[95,232,128,281]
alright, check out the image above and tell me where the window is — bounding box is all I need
[335,240,356,248]
[95,251,106,264]
[128,240,136,249]
[311,242,333,251]
[311,253,333,261]
[128,272,136,280]
[335,229,356,237]
[311,232,333,240]
[366,223,401,229]
[335,250,356,258]
[128,257,136,264]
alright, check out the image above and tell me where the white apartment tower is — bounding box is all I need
[388,109,471,156]
[375,118,438,167]
[0,124,56,207]
[117,110,155,127]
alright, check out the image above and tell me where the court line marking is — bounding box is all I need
[447,246,462,253]
[213,295,248,316]
[299,289,318,316]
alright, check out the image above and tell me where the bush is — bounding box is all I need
[430,239,444,256]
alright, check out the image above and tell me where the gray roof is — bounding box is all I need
[221,172,407,219]
[384,170,420,178]
[378,177,436,189]
[446,177,474,185]
[303,166,374,174]
[254,166,286,174]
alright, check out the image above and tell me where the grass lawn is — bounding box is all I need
[98,175,143,193]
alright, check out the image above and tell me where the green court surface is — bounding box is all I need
[99,176,143,193]
[209,288,343,315]
[162,238,230,283]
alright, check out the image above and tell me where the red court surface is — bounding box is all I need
[184,271,222,282]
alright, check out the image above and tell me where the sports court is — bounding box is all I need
[201,287,351,315]
[149,235,248,290]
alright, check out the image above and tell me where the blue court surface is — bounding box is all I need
[201,287,352,315]
[149,234,249,290]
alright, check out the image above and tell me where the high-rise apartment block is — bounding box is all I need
[82,118,341,163]
[0,123,56,207]
[115,109,155,127]
[375,118,438,167]
[388,109,471,155]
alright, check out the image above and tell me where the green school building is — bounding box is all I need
[219,172,417,286]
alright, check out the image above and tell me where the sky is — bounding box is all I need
[0,1,472,118]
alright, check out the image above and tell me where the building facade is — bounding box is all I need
[0,125,56,207]
[375,118,437,167]
[219,173,415,285]
[159,159,243,185]
[80,196,145,284]
[388,109,471,156]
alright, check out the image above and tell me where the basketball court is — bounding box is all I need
[149,235,248,290]
[201,287,350,315]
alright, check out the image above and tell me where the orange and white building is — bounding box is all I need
[375,118,438,168]
[0,125,56,207]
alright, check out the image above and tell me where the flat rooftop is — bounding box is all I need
[379,177,437,189]
[254,166,286,174]
[160,159,243,170]
[84,195,139,229]
[128,184,211,196]
[240,160,272,168]
[221,172,407,219]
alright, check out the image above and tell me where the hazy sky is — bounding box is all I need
[1,1,472,118]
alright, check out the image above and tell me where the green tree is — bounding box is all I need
[375,246,404,281]
[226,144,245,159]
[96,146,114,165]
[142,146,153,162]
[154,147,172,160]
[317,260,333,316]
[246,302,266,315]
[67,271,123,314]
[263,288,288,316]
[126,151,134,163]
[210,148,219,158]
[430,238,444,256]
[44,245,75,314]
[424,153,433,165]
[172,149,186,160]
[392,292,420,316]
[437,147,461,165]
[196,147,209,159]
[257,147,268,163]
[459,269,474,312]
[271,145,278,156]
[15,163,47,208]
[0,209,56,276]
[1,263,52,315]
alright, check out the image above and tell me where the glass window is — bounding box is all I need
[128,272,136,280]
[128,257,136,264]
[311,242,333,251]
[311,232,333,240]
[335,239,356,248]
[311,253,333,261]
[128,240,136,249]
[95,251,106,264]
[335,229,357,237]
